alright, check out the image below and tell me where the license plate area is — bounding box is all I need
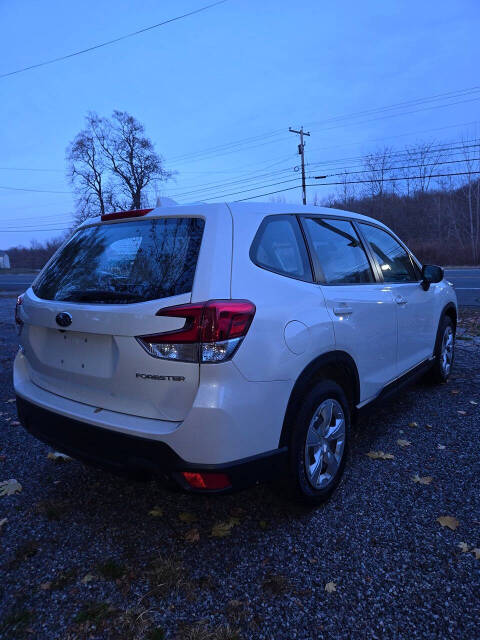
[28,327,116,377]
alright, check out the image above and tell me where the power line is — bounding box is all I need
[234,185,302,202]
[305,86,480,128]
[318,156,480,180]
[309,170,480,188]
[0,185,70,194]
[234,169,480,202]
[0,167,63,173]
[0,0,229,79]
[171,142,480,202]
[3,141,477,203]
[0,227,70,232]
[307,140,480,171]
[309,96,480,135]
[169,89,480,166]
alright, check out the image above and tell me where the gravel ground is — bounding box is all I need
[0,297,479,640]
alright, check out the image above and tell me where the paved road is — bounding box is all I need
[0,273,37,294]
[1,269,479,305]
[444,268,480,306]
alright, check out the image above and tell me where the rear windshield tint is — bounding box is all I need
[33,217,205,304]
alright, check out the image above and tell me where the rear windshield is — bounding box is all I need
[33,217,205,304]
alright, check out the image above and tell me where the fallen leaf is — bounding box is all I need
[397,439,411,448]
[81,573,95,584]
[425,424,433,430]
[185,528,200,543]
[211,517,240,537]
[412,474,433,485]
[458,542,470,552]
[179,511,197,523]
[259,520,268,529]
[458,410,467,416]
[40,582,52,590]
[47,451,71,462]
[437,516,459,531]
[437,444,446,450]
[472,548,480,560]
[451,389,460,395]
[0,478,22,496]
[366,451,394,460]
[324,581,336,593]
[148,506,163,517]
[408,421,418,427]
[469,400,478,406]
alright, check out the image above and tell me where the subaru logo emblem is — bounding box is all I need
[56,312,72,328]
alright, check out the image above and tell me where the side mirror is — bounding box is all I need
[421,264,444,291]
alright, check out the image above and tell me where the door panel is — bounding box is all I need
[300,216,398,402]
[390,283,437,374]
[357,222,436,375]
[321,284,397,400]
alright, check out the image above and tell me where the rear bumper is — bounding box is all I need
[16,396,288,493]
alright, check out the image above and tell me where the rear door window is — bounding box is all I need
[250,215,312,281]
[33,217,205,303]
[302,217,374,284]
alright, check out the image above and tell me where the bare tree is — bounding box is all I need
[91,111,172,210]
[67,111,172,222]
[67,129,112,224]
[363,147,396,200]
[460,137,480,263]
[404,141,444,194]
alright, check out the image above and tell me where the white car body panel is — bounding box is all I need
[14,202,457,469]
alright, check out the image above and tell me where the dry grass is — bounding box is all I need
[147,557,186,594]
[458,308,480,337]
[177,623,243,640]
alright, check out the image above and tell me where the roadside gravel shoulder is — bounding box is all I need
[1,297,479,640]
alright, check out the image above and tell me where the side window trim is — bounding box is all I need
[356,221,420,284]
[298,214,381,286]
[249,214,314,283]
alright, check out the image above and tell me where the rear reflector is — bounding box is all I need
[15,293,24,330]
[101,208,153,221]
[136,300,256,363]
[182,471,231,490]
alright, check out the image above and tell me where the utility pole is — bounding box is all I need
[289,126,310,205]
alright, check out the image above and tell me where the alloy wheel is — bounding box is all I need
[441,325,454,376]
[304,398,346,490]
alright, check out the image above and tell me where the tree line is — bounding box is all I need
[315,141,480,265]
[5,112,480,268]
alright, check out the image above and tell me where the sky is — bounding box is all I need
[1,0,479,248]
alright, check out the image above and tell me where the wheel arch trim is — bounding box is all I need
[279,350,360,447]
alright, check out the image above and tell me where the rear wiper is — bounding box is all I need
[59,290,143,303]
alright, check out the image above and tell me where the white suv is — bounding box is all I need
[14,203,457,503]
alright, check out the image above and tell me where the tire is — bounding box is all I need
[429,315,455,383]
[289,380,350,505]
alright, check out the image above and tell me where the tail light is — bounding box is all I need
[15,294,24,333]
[136,300,256,363]
[101,208,153,221]
[181,471,231,490]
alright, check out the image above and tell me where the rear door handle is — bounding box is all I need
[394,295,407,305]
[333,306,353,316]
